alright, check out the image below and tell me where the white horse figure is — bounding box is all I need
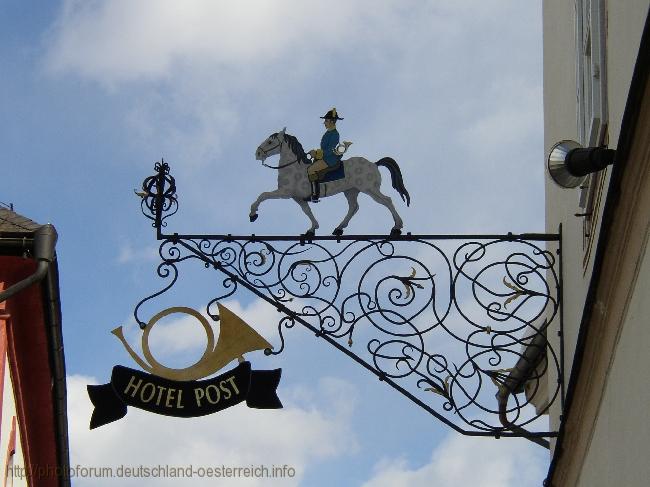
[251,128,410,236]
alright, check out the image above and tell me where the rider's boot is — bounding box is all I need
[312,181,320,202]
[304,181,320,202]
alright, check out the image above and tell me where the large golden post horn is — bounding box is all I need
[113,304,272,381]
[211,303,273,369]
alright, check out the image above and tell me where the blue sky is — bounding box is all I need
[2,1,549,485]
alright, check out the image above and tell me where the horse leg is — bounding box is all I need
[365,188,404,234]
[333,189,360,236]
[292,198,319,235]
[249,189,289,221]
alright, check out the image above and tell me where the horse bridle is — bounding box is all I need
[258,136,306,169]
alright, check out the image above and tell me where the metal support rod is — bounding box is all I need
[566,147,615,177]
[557,223,565,414]
[159,232,561,242]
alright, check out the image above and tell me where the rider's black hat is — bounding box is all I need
[320,108,344,121]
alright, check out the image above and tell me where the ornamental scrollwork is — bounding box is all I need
[137,160,178,228]
[132,162,562,440]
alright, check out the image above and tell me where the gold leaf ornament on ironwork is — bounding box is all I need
[398,267,425,298]
[259,249,271,265]
[111,304,272,381]
[502,277,525,308]
[425,376,451,398]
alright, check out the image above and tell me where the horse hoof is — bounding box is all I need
[390,228,402,236]
[249,214,258,223]
[332,228,344,236]
[304,230,315,238]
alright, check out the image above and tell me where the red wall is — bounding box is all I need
[1,257,60,486]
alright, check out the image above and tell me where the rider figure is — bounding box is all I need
[306,108,344,202]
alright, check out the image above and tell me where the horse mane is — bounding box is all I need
[273,132,310,165]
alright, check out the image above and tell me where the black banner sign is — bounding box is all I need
[87,362,282,429]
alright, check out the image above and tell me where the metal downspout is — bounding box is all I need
[0,224,58,303]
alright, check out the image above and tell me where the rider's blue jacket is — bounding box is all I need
[321,129,341,166]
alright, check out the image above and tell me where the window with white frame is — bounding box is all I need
[575,0,608,148]
[575,0,608,263]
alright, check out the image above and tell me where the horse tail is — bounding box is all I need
[375,157,411,207]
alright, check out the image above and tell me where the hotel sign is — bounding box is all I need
[88,304,282,429]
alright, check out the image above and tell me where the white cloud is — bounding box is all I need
[361,433,547,487]
[138,307,214,359]
[70,373,358,486]
[42,0,543,228]
[116,242,159,264]
[122,82,238,168]
[44,0,405,84]
[41,0,420,169]
[458,75,542,164]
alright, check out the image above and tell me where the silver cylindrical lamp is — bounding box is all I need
[547,140,616,188]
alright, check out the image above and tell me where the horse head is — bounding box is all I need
[255,127,286,161]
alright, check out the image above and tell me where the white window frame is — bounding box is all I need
[575,0,608,150]
[575,0,608,264]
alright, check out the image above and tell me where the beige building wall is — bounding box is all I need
[576,231,650,486]
[543,0,649,485]
[543,1,583,438]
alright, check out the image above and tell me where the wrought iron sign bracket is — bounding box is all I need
[133,162,564,447]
